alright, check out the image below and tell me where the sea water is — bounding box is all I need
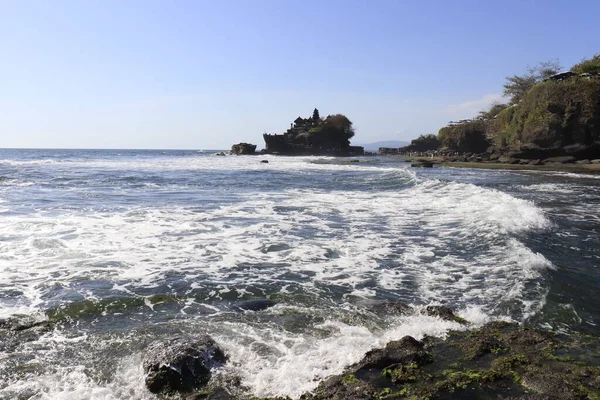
[0,149,599,399]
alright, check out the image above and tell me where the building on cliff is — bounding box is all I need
[263,108,364,156]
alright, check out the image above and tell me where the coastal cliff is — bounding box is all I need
[403,54,600,162]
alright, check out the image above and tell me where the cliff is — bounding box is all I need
[431,54,600,158]
[490,78,600,150]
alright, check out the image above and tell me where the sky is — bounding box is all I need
[1,0,599,149]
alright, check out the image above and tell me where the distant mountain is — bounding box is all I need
[356,140,409,151]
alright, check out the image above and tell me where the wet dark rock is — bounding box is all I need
[355,336,426,370]
[0,317,53,353]
[300,374,378,400]
[543,155,577,164]
[564,142,600,160]
[230,143,257,155]
[576,159,591,164]
[508,146,566,160]
[0,317,51,332]
[529,159,543,165]
[411,160,434,168]
[499,156,519,164]
[358,299,412,317]
[261,160,269,163]
[295,320,600,400]
[235,299,277,312]
[422,305,467,324]
[261,243,291,253]
[143,335,227,394]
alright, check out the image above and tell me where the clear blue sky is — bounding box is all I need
[1,0,599,149]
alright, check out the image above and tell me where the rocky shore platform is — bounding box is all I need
[2,303,600,399]
[437,160,600,175]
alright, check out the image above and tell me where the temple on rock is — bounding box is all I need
[263,108,364,156]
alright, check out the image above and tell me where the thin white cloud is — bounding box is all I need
[440,93,507,119]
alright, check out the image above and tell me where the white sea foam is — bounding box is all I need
[0,156,556,399]
[0,355,148,400]
[214,313,470,398]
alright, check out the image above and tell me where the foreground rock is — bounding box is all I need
[300,321,600,400]
[143,335,227,394]
[0,316,53,354]
[421,304,468,324]
[411,160,434,168]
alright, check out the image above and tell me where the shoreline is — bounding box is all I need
[436,160,600,175]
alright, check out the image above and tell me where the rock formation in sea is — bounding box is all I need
[230,143,257,155]
[262,109,364,156]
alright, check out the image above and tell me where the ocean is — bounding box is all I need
[0,149,599,399]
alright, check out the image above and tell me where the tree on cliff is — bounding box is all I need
[503,59,562,104]
[403,134,439,152]
[571,54,600,76]
[306,114,355,149]
[438,121,489,153]
[477,102,509,121]
[313,108,320,121]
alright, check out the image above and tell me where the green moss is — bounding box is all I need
[342,374,360,385]
[376,387,394,399]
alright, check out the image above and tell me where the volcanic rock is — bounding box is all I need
[230,143,257,155]
[143,335,227,394]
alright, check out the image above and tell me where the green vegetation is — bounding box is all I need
[438,120,489,153]
[264,109,357,154]
[430,54,600,154]
[503,59,562,104]
[571,54,600,76]
[402,134,439,152]
[491,78,600,148]
[341,374,360,384]
[312,113,356,149]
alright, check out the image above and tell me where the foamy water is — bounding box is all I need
[0,149,599,399]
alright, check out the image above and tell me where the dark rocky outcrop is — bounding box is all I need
[0,316,53,354]
[358,299,412,317]
[411,160,434,168]
[262,110,364,156]
[355,336,427,371]
[299,318,600,400]
[543,156,577,164]
[230,143,257,155]
[143,335,227,394]
[234,299,277,312]
[422,305,468,324]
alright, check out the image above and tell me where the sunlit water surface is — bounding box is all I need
[0,149,599,399]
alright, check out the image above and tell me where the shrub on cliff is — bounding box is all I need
[571,53,600,76]
[402,134,439,152]
[438,121,490,153]
[304,114,355,149]
[477,103,509,121]
[503,60,562,104]
[490,78,600,148]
